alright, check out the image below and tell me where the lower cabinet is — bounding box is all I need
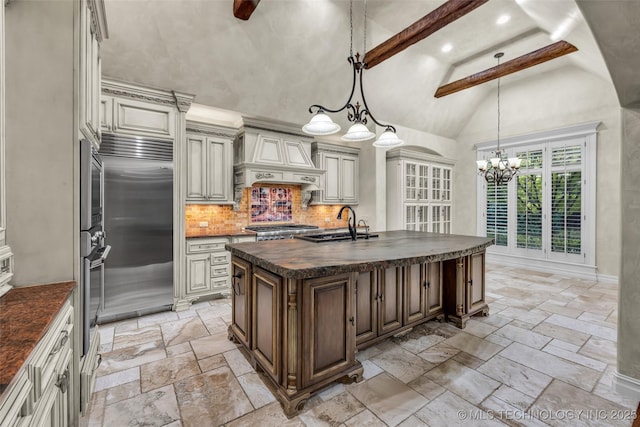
[179,235,257,311]
[251,267,282,383]
[302,273,355,387]
[442,252,488,328]
[230,256,252,349]
[0,298,75,427]
[356,262,443,347]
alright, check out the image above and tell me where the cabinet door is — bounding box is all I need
[303,273,355,387]
[230,257,251,348]
[185,135,207,200]
[206,137,230,201]
[113,98,175,138]
[186,253,211,295]
[355,271,377,346]
[426,262,443,314]
[379,268,402,334]
[467,252,485,312]
[340,154,358,203]
[323,153,341,202]
[252,268,281,383]
[404,264,426,325]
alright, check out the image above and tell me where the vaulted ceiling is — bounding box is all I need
[101,0,612,139]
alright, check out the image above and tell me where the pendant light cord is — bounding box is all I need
[349,0,353,58]
[495,53,503,153]
[364,0,367,55]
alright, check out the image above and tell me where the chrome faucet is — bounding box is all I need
[337,205,357,241]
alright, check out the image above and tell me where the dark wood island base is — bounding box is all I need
[226,231,493,416]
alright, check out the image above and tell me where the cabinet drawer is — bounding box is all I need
[211,265,230,278]
[211,253,230,265]
[186,238,228,254]
[211,277,230,292]
[25,301,74,402]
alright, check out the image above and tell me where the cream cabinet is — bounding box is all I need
[312,142,359,205]
[100,92,176,139]
[0,300,75,427]
[79,0,106,148]
[386,148,454,233]
[185,122,235,204]
[178,235,255,311]
[185,238,230,299]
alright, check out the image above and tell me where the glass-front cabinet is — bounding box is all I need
[387,148,454,233]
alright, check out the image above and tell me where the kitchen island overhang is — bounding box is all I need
[225,230,494,416]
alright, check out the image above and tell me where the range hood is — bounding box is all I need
[233,117,325,194]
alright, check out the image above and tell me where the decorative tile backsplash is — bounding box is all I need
[185,184,348,237]
[251,187,292,223]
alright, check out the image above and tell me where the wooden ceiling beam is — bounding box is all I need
[364,0,490,69]
[233,0,261,20]
[434,40,578,98]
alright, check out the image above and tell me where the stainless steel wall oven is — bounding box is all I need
[80,140,110,356]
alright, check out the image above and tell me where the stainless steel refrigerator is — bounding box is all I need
[98,134,174,323]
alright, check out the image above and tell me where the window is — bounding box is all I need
[476,122,597,271]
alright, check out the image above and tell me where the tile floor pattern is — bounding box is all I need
[80,264,639,427]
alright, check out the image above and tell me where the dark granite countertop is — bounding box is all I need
[0,281,76,397]
[226,230,494,279]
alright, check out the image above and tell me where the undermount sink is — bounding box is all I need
[295,232,379,242]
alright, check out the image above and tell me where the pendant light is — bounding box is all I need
[302,1,403,148]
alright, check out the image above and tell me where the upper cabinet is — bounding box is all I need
[311,142,360,205]
[386,147,454,233]
[79,0,108,148]
[185,121,235,204]
[100,94,176,140]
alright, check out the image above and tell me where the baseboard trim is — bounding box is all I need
[486,252,596,279]
[485,252,618,283]
[613,371,640,401]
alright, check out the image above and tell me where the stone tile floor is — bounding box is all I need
[80,264,639,426]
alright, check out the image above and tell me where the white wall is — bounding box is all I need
[455,65,621,276]
[5,0,78,285]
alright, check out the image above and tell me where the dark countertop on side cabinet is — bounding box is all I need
[226,230,494,279]
[0,281,76,397]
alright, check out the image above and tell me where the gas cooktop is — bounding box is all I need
[245,224,319,232]
[245,224,320,241]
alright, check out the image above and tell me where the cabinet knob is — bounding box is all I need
[469,279,473,286]
[349,316,355,326]
[56,369,70,393]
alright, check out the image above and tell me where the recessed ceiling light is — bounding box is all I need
[441,43,453,53]
[496,14,511,25]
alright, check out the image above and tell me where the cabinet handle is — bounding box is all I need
[56,369,70,393]
[349,316,355,326]
[379,293,384,302]
[469,279,473,286]
[50,330,69,356]
[232,272,243,295]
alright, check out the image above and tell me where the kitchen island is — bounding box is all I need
[226,230,493,416]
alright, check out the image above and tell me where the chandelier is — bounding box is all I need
[477,52,521,184]
[301,1,403,148]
